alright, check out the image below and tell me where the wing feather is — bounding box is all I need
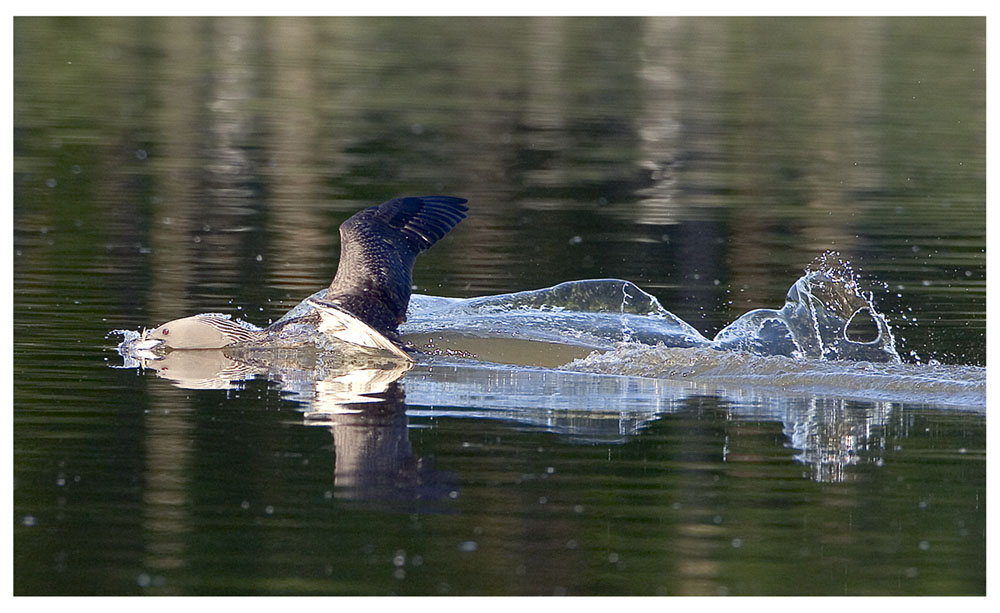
[325,196,468,335]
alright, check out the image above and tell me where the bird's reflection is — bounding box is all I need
[128,347,259,389]
[110,340,958,489]
[307,380,455,507]
[122,345,455,508]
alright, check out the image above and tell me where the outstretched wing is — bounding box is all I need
[325,196,468,335]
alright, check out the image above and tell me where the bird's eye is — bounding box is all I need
[162,328,169,336]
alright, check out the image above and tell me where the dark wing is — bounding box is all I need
[325,196,468,335]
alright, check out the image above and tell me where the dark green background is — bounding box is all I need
[13,17,985,595]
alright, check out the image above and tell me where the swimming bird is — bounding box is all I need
[135,196,468,360]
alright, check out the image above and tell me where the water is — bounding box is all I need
[109,259,984,405]
[13,17,985,596]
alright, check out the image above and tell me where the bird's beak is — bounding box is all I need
[133,327,165,352]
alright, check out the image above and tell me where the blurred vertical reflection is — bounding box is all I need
[263,18,333,298]
[12,17,985,596]
[16,16,980,357]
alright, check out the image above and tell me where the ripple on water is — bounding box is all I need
[563,344,985,409]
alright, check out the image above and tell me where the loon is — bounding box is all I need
[136,196,469,361]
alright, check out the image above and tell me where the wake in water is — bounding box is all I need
[110,252,984,407]
[404,252,899,363]
[399,252,982,407]
[563,344,984,407]
[711,252,898,362]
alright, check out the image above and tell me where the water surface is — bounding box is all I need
[13,17,985,596]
